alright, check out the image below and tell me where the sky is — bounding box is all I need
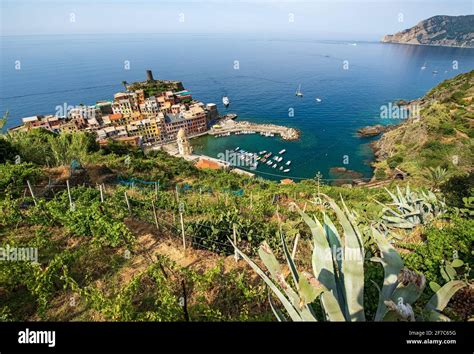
[0,0,473,40]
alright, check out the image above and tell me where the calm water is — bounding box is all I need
[1,34,473,181]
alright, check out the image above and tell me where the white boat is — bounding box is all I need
[285,160,291,166]
[279,166,284,171]
[284,169,290,173]
[315,98,322,103]
[266,161,273,166]
[279,149,286,154]
[421,62,427,70]
[272,163,277,168]
[222,96,230,107]
[295,84,303,97]
[235,147,240,151]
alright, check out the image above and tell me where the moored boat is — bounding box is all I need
[222,96,230,107]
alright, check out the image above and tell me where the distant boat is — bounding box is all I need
[432,70,438,75]
[349,43,357,46]
[295,84,303,97]
[315,98,322,103]
[279,149,286,154]
[421,62,427,70]
[279,166,284,171]
[285,161,291,166]
[284,169,290,173]
[235,147,240,151]
[272,163,277,168]
[222,96,230,107]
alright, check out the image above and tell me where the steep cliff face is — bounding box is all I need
[382,15,474,48]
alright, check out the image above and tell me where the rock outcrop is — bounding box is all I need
[357,124,395,137]
[382,15,474,48]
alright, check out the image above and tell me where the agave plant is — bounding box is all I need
[376,185,446,232]
[231,194,464,321]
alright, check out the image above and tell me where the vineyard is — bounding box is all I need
[0,128,473,322]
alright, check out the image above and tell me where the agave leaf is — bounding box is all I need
[298,275,324,305]
[427,310,451,322]
[268,290,287,322]
[321,291,346,321]
[382,310,401,321]
[396,186,407,205]
[384,188,399,204]
[323,213,348,314]
[391,283,425,305]
[278,231,317,319]
[325,195,365,321]
[258,241,281,279]
[231,240,303,321]
[372,227,404,321]
[295,207,338,298]
[425,280,465,313]
[279,231,298,285]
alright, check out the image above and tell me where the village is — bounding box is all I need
[8,70,300,179]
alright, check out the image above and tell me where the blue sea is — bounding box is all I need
[1,34,473,181]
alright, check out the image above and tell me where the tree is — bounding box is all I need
[424,166,449,190]
[121,81,128,92]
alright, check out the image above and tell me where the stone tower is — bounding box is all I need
[177,128,192,156]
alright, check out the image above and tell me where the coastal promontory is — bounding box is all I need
[382,15,474,48]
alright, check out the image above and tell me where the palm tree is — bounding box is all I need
[424,166,448,190]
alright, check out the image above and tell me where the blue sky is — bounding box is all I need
[1,0,472,39]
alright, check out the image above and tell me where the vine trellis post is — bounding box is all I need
[233,223,238,262]
[66,180,74,211]
[179,202,186,251]
[124,191,131,214]
[151,200,159,231]
[26,180,37,206]
[99,184,104,202]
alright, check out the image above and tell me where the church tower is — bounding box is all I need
[177,128,192,156]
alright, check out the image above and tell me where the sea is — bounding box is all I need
[1,33,473,181]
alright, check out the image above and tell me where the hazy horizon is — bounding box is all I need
[1,0,473,40]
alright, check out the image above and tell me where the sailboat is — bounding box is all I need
[295,84,303,97]
[421,62,427,70]
[315,97,322,103]
[222,96,230,108]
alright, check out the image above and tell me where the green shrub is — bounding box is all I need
[400,217,473,286]
[387,155,403,169]
[441,173,474,207]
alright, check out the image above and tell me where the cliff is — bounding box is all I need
[371,70,474,181]
[382,15,474,48]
